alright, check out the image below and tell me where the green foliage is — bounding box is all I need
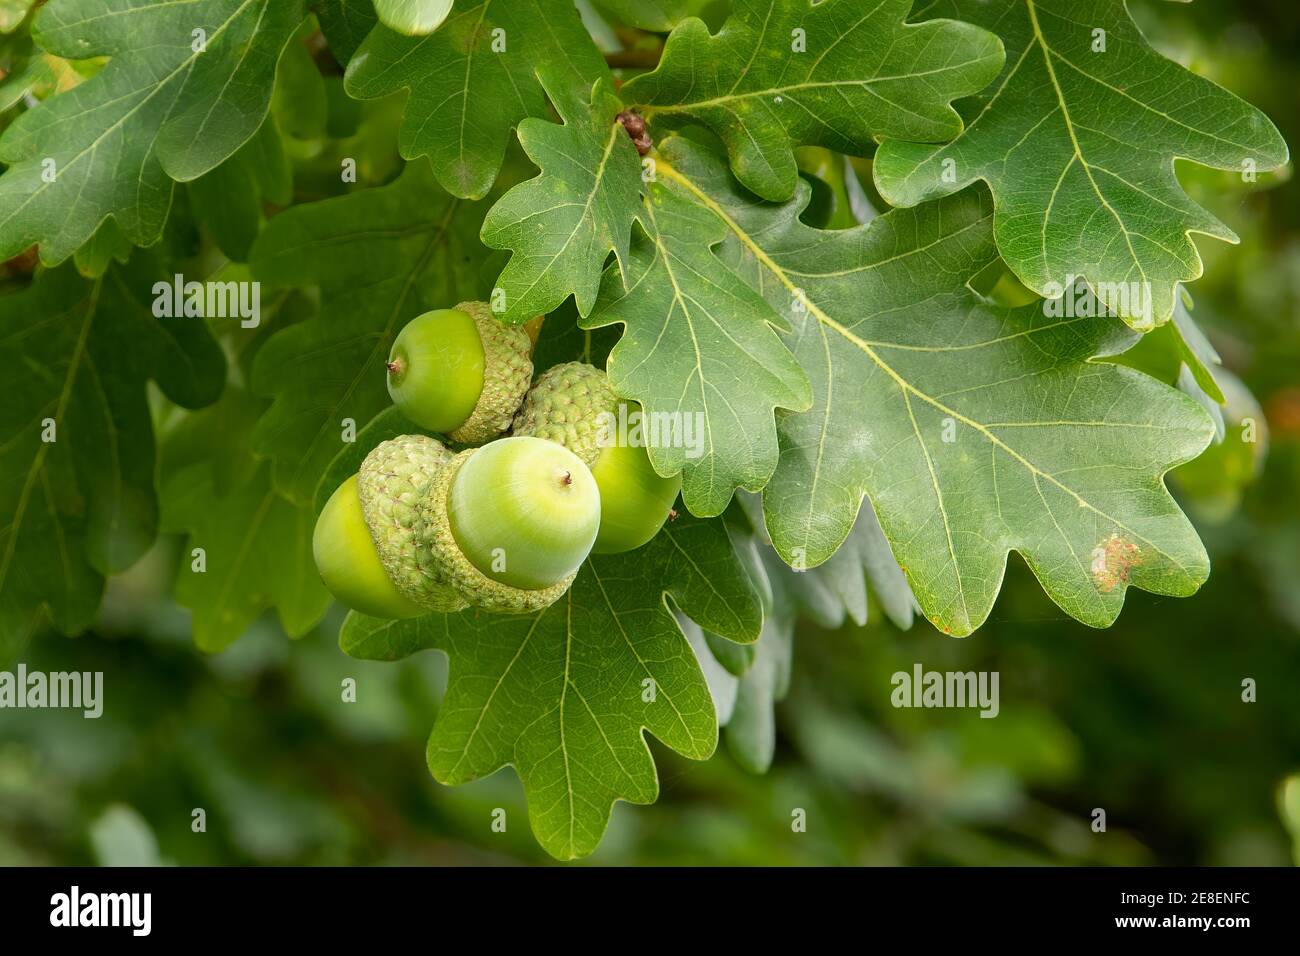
[873,0,1290,328]
[343,0,609,198]
[1,0,1292,863]
[0,261,224,646]
[624,0,1005,201]
[0,0,307,263]
[249,160,487,504]
[482,77,642,323]
[584,142,813,515]
[659,137,1213,634]
[341,509,762,858]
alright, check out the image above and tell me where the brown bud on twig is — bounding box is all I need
[617,110,653,156]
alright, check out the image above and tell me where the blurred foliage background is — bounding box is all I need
[2,0,1299,866]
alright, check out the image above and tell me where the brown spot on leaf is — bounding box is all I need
[1091,533,1141,593]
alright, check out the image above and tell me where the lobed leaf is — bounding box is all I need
[0,261,224,642]
[344,0,609,199]
[873,0,1290,328]
[623,0,1005,201]
[582,151,813,516]
[658,137,1214,635]
[341,510,762,859]
[481,76,642,323]
[164,461,328,653]
[0,0,307,263]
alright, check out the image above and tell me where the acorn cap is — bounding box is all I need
[511,361,617,467]
[358,435,468,612]
[448,300,535,445]
[414,449,575,613]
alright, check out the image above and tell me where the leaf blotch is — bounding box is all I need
[1092,534,1142,594]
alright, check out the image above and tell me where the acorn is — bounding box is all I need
[313,435,600,618]
[413,436,601,612]
[512,362,682,553]
[386,301,534,444]
[314,435,465,618]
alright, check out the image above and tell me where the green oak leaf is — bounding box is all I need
[699,518,771,678]
[592,0,695,33]
[796,500,915,631]
[623,0,1005,202]
[1169,291,1224,404]
[340,510,762,859]
[657,137,1213,635]
[249,160,489,505]
[271,23,328,142]
[164,456,329,653]
[344,0,609,199]
[680,614,739,723]
[582,147,813,517]
[188,117,292,263]
[0,13,77,115]
[374,0,451,36]
[72,219,133,279]
[1114,291,1226,440]
[0,260,225,643]
[159,291,329,652]
[0,0,307,264]
[481,76,642,323]
[700,513,912,774]
[686,544,792,775]
[724,619,791,773]
[316,0,379,66]
[873,0,1290,329]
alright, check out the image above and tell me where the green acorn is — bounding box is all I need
[386,301,534,444]
[314,435,466,618]
[512,362,682,554]
[314,475,429,619]
[314,434,600,618]
[413,434,600,613]
[414,436,602,613]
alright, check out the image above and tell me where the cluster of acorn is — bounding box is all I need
[312,301,682,618]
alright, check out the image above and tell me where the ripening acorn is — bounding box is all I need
[312,434,600,619]
[414,436,601,611]
[386,301,534,444]
[314,435,465,618]
[512,362,682,554]
[314,476,430,620]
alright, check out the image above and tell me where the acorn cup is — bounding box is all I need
[512,362,682,554]
[385,301,534,444]
[314,435,465,618]
[312,435,601,619]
